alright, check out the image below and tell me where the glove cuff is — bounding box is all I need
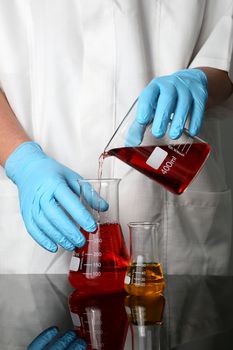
[174,68,208,87]
[5,141,46,184]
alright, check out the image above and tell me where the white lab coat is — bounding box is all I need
[0,0,232,273]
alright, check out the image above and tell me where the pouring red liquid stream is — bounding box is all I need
[104,143,210,194]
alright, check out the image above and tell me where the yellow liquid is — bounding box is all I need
[124,262,165,296]
[125,294,165,325]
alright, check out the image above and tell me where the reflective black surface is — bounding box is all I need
[0,275,233,349]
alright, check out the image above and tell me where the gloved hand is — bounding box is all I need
[27,327,86,350]
[127,68,208,145]
[5,141,107,252]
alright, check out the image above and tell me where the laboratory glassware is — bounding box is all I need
[68,179,129,294]
[69,290,128,350]
[124,294,165,350]
[125,294,165,326]
[124,222,165,296]
[103,99,211,195]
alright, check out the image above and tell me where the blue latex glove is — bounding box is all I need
[127,68,208,145]
[27,327,86,350]
[5,142,107,252]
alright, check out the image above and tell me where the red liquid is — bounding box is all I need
[107,143,210,195]
[69,291,128,350]
[68,223,129,294]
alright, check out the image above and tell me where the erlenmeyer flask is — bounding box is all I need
[68,179,129,294]
[104,99,211,195]
[125,294,165,326]
[124,222,165,296]
[69,290,128,350]
[125,294,165,350]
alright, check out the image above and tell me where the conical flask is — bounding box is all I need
[69,290,128,350]
[68,179,129,294]
[104,99,211,195]
[125,293,165,350]
[124,222,165,296]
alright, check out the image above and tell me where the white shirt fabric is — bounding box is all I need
[0,0,232,273]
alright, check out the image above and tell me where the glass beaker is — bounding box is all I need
[124,222,165,296]
[103,99,211,195]
[69,290,128,350]
[68,179,129,294]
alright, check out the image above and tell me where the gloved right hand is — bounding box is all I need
[126,68,208,146]
[5,141,107,252]
[28,327,86,350]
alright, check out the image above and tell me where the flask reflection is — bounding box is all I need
[125,293,165,350]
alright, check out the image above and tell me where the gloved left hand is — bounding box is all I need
[127,68,208,145]
[27,327,86,350]
[5,141,108,253]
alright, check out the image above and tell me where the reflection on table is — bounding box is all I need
[68,290,165,350]
[0,275,233,349]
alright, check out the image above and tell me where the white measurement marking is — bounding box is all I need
[185,142,192,154]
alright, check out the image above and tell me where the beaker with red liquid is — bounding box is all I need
[103,99,211,195]
[69,290,128,350]
[68,179,129,294]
